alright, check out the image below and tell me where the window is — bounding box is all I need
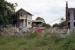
[21,12,23,16]
[74,22,75,27]
[25,19,27,26]
[68,22,70,28]
[20,11,24,17]
[28,22,31,25]
[74,10,75,20]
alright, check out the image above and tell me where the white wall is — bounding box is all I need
[19,14,32,28]
[69,9,75,30]
[27,15,32,28]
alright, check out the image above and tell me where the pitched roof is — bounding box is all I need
[16,8,33,16]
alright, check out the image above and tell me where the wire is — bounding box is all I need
[50,17,64,23]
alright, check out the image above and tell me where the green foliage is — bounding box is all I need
[43,23,51,28]
[0,0,15,26]
[0,33,75,50]
[53,23,59,27]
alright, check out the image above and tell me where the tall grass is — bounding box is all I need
[0,32,75,50]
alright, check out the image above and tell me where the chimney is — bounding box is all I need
[66,1,68,21]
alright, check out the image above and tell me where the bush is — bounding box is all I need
[0,32,75,50]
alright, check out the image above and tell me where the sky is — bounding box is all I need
[6,0,75,25]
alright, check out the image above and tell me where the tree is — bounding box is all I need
[0,0,16,26]
[35,17,51,28]
[53,23,59,28]
[36,17,45,23]
[60,18,65,23]
[43,23,51,28]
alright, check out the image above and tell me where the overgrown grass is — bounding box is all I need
[0,32,75,50]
